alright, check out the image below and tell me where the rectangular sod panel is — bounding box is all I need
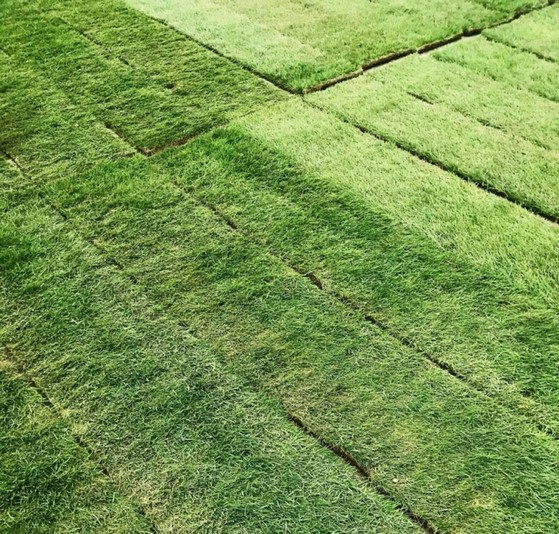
[34,152,559,533]
[155,100,559,432]
[121,0,529,91]
[434,35,559,102]
[0,1,283,154]
[485,2,559,61]
[0,165,420,533]
[308,62,559,220]
[0,360,152,534]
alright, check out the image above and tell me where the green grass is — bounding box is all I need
[121,0,526,91]
[0,164,420,534]
[485,2,559,61]
[0,358,152,534]
[308,65,559,220]
[434,35,559,101]
[26,153,559,533]
[0,0,283,153]
[3,0,559,532]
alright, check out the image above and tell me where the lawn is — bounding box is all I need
[1,1,559,533]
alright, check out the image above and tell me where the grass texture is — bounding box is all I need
[0,163,420,533]
[121,0,530,91]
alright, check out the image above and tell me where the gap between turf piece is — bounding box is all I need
[0,343,159,534]
[2,151,430,533]
[483,32,559,64]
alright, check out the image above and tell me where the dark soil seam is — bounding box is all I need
[0,343,158,534]
[306,100,559,225]
[2,152,435,532]
[288,413,438,534]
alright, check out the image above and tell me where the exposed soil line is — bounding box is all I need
[288,413,438,534]
[304,0,557,94]
[102,121,141,156]
[483,33,559,64]
[0,343,159,534]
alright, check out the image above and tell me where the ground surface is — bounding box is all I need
[1,1,559,532]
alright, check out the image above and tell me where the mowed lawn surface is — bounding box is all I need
[1,0,559,533]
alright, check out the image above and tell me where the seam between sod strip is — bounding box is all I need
[2,150,437,533]
[482,32,559,64]
[0,342,159,534]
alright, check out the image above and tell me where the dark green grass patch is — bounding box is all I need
[0,167,419,533]
[309,64,559,220]
[34,152,559,533]
[122,0,520,91]
[434,35,559,102]
[0,359,152,534]
[0,0,283,153]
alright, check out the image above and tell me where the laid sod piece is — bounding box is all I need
[0,172,420,534]
[38,154,559,533]
[308,67,559,220]
[156,100,559,431]
[0,359,152,534]
[0,3,282,154]
[123,0,513,92]
[433,35,559,102]
[485,2,559,61]
[0,53,131,180]
[353,53,559,151]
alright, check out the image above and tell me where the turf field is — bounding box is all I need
[1,1,559,532]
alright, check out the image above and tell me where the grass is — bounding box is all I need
[308,63,559,220]
[0,163,420,533]
[2,0,559,532]
[121,0,528,91]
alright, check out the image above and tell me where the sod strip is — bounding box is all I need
[308,69,559,221]
[354,53,559,151]
[0,53,132,180]
[485,2,559,61]
[0,4,282,154]
[151,100,559,431]
[0,356,153,534]
[35,153,559,533]
[433,35,559,102]
[0,167,421,534]
[122,0,509,92]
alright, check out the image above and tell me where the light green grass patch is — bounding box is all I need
[485,2,559,61]
[434,35,559,102]
[123,0,513,91]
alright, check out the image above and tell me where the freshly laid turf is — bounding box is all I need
[0,1,283,154]
[29,153,559,533]
[152,100,559,429]
[309,62,559,220]
[122,0,521,91]
[0,166,420,534]
[434,35,559,102]
[0,358,152,534]
[351,53,559,151]
[485,2,559,61]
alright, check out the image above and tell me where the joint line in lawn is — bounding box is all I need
[303,0,557,94]
[288,413,438,534]
[0,343,159,533]
[305,100,559,226]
